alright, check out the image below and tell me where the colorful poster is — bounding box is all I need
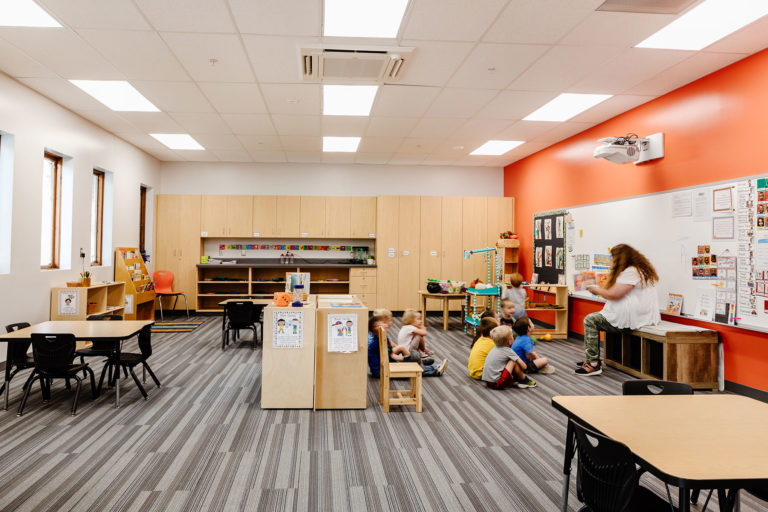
[555,247,564,269]
[534,219,542,239]
[545,246,552,267]
[328,314,358,352]
[556,216,564,239]
[544,219,552,240]
[58,289,79,316]
[535,247,542,267]
[272,310,303,348]
[593,254,612,268]
[666,293,683,315]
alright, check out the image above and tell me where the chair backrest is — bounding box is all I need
[378,326,390,380]
[137,324,153,359]
[89,314,124,321]
[5,322,32,363]
[622,379,693,396]
[572,419,638,512]
[226,301,258,328]
[153,270,175,294]
[31,333,76,373]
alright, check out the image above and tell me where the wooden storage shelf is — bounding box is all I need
[50,282,126,321]
[115,247,155,320]
[497,238,520,283]
[525,284,568,339]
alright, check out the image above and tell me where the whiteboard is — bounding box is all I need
[563,178,767,331]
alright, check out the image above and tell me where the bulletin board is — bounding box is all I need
[532,210,566,285]
[558,176,768,331]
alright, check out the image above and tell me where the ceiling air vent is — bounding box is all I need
[299,44,414,83]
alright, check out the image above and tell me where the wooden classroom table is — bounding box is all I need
[552,394,768,512]
[0,320,153,409]
[418,290,466,330]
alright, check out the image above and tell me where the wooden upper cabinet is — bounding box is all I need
[350,197,376,238]
[462,197,488,283]
[300,196,326,237]
[398,196,421,310]
[441,197,463,282]
[486,197,514,248]
[325,196,351,238]
[252,196,277,237]
[200,195,228,236]
[227,195,253,237]
[276,196,300,237]
[420,197,442,302]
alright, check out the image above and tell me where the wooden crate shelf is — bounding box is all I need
[114,247,155,320]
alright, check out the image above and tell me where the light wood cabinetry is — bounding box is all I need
[201,195,252,237]
[498,238,519,282]
[462,197,488,283]
[200,195,227,236]
[325,196,351,238]
[376,196,399,310]
[350,268,377,308]
[50,282,125,320]
[441,197,464,311]
[114,248,155,320]
[276,196,301,237]
[398,196,421,311]
[300,196,326,237]
[420,197,442,310]
[486,197,514,248]
[350,197,376,238]
[155,194,201,310]
[252,196,278,237]
[227,195,253,236]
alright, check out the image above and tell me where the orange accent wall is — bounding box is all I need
[504,48,768,392]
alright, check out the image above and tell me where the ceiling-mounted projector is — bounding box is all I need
[593,132,664,165]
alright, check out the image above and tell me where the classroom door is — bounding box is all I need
[420,196,442,310]
[398,196,421,310]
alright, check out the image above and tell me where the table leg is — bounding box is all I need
[114,366,120,408]
[443,298,449,330]
[561,420,575,512]
[421,295,427,328]
[679,485,690,512]
[717,489,739,512]
[3,378,9,411]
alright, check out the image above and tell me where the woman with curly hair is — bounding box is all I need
[576,244,660,376]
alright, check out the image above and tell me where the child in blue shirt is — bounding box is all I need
[511,316,555,374]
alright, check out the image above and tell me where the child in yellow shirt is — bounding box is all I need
[467,317,499,380]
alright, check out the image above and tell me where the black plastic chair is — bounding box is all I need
[222,301,262,350]
[622,379,693,396]
[18,333,98,416]
[2,323,35,410]
[75,314,123,381]
[572,419,677,512]
[108,324,160,401]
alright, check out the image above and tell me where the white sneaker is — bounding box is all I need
[538,365,555,375]
[436,359,448,376]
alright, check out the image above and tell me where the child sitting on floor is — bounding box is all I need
[482,325,536,389]
[502,273,527,321]
[511,316,555,375]
[467,316,499,380]
[499,298,516,327]
[397,309,434,356]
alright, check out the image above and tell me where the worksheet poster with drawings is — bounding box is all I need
[272,311,303,348]
[532,210,566,285]
[58,289,79,316]
[328,314,358,352]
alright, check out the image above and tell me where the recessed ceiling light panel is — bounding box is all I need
[323,136,361,152]
[470,140,524,156]
[323,85,378,116]
[523,93,612,122]
[636,0,768,50]
[324,0,409,38]
[70,80,159,112]
[0,0,61,27]
[150,134,205,150]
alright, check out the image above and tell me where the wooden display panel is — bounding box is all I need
[314,298,368,409]
[497,238,519,283]
[261,301,317,409]
[462,197,488,283]
[201,195,228,236]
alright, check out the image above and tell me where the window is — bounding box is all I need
[40,152,62,269]
[139,185,147,254]
[0,132,13,274]
[91,169,105,265]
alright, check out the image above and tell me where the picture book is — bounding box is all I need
[666,293,683,315]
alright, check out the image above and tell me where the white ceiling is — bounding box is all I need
[0,0,766,167]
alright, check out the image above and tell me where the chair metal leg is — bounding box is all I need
[71,376,82,416]
[3,377,9,411]
[114,368,120,408]
[183,293,189,319]
[142,364,146,384]
[128,366,148,399]
[143,362,161,388]
[87,367,98,399]
[158,295,164,321]
[17,374,38,416]
[172,295,179,312]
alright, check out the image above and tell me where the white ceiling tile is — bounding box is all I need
[321,153,356,164]
[508,45,624,92]
[272,115,322,136]
[118,112,184,132]
[625,52,749,96]
[115,132,171,152]
[134,0,236,33]
[321,116,369,137]
[388,154,426,165]
[212,149,253,162]
[475,90,558,120]
[449,44,549,89]
[409,117,464,138]
[398,138,439,154]
[567,47,692,94]
[75,109,141,133]
[570,94,655,123]
[229,0,320,36]
[77,30,189,81]
[38,0,150,30]
[286,152,323,163]
[243,35,320,84]
[484,0,601,44]
[0,28,122,79]
[397,41,474,87]
[402,0,507,41]
[144,148,185,161]
[0,38,55,78]
[560,11,675,47]
[365,117,419,137]
[237,135,283,152]
[169,112,232,133]
[426,88,498,118]
[451,118,511,139]
[371,85,440,117]
[357,137,404,153]
[495,120,557,140]
[354,153,393,164]
[247,151,288,163]
[532,121,595,145]
[222,114,276,135]
[706,15,768,54]
[162,33,255,82]
[133,81,214,113]
[198,83,267,114]
[260,83,321,115]
[16,77,104,110]
[176,150,220,162]
[422,155,461,165]
[280,136,322,152]
[188,133,244,151]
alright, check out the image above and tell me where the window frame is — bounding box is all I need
[91,169,105,266]
[41,152,62,270]
[139,185,147,254]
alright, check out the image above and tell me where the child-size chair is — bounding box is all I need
[378,326,423,412]
[153,270,189,321]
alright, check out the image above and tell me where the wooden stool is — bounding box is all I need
[377,327,423,412]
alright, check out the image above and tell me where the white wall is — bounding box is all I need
[0,73,160,340]
[160,161,503,196]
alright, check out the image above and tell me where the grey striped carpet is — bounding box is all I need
[0,314,765,512]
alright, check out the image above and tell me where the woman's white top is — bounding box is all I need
[601,266,660,329]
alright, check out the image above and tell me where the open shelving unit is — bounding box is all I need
[50,282,126,320]
[114,247,155,320]
[525,284,568,339]
[497,238,519,283]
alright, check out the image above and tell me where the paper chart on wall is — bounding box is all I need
[58,289,79,316]
[272,311,303,348]
[328,314,357,352]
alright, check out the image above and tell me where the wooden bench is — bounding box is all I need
[604,321,718,390]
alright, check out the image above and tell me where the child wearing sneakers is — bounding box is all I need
[467,316,499,380]
[397,309,434,356]
[511,316,554,374]
[482,325,536,389]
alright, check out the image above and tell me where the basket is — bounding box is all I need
[86,303,99,314]
[66,281,82,287]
